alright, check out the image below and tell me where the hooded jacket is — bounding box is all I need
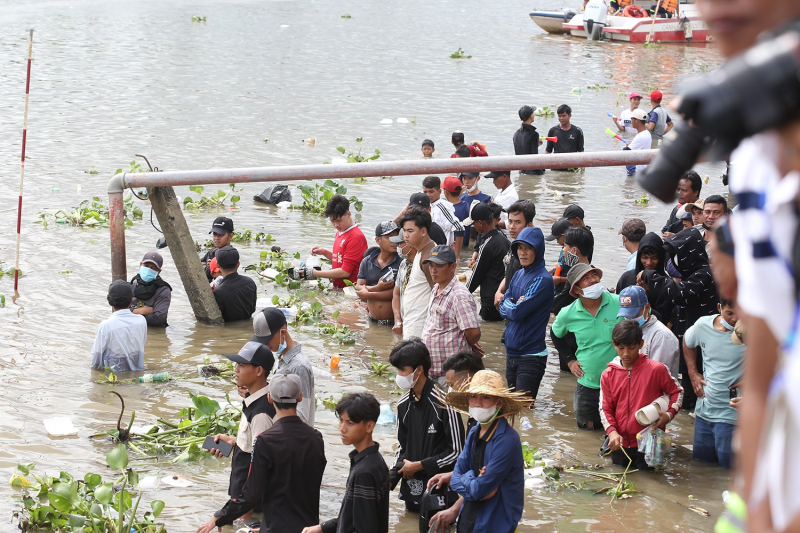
[641,227,718,336]
[499,227,555,356]
[599,353,684,448]
[615,232,672,323]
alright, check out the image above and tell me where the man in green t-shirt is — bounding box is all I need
[552,264,622,430]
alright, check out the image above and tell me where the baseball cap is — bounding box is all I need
[484,171,511,180]
[209,216,234,235]
[676,206,694,222]
[422,245,457,265]
[617,286,649,318]
[442,175,463,194]
[108,279,133,300]
[223,341,275,370]
[630,109,648,122]
[649,90,663,101]
[629,92,642,99]
[389,233,406,244]
[215,245,239,269]
[567,263,603,297]
[252,307,288,344]
[452,131,465,144]
[562,204,585,220]
[618,218,646,240]
[545,218,572,242]
[270,372,303,403]
[209,256,220,273]
[409,192,431,208]
[462,201,493,226]
[375,220,400,237]
[141,251,163,269]
[459,172,479,180]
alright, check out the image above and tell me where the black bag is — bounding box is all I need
[419,485,459,521]
[253,185,292,205]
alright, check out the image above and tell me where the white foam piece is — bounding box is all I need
[44,417,78,437]
[276,201,292,208]
[280,24,289,28]
[380,118,393,124]
[259,268,280,280]
[161,475,192,488]
[330,156,347,165]
[139,476,159,490]
[130,424,156,435]
[396,117,409,123]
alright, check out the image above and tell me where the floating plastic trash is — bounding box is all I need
[519,416,533,430]
[330,156,347,165]
[377,404,396,425]
[303,137,316,146]
[260,268,280,280]
[139,476,159,490]
[280,25,289,28]
[139,372,169,383]
[130,424,156,435]
[380,118,393,124]
[330,354,341,369]
[160,475,192,488]
[43,417,78,437]
[396,117,409,124]
[51,187,60,192]
[572,87,582,93]
[342,286,357,297]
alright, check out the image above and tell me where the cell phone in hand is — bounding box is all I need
[202,435,234,457]
[380,270,395,283]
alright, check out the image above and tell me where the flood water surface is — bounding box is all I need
[0,0,726,531]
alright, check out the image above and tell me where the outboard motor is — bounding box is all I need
[583,0,609,40]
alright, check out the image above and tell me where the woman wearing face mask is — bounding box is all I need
[130,251,172,327]
[437,370,530,533]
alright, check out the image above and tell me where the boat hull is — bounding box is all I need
[529,10,574,34]
[562,6,711,43]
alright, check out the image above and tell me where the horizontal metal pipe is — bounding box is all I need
[119,150,658,189]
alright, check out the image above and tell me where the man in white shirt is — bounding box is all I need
[91,280,147,372]
[422,175,465,257]
[625,109,652,176]
[485,171,519,233]
[612,92,643,135]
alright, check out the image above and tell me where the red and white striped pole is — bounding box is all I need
[13,29,33,303]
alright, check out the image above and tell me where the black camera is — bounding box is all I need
[637,20,800,202]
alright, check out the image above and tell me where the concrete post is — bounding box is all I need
[147,185,224,325]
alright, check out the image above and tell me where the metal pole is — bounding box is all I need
[121,150,658,189]
[13,29,33,304]
[108,173,127,281]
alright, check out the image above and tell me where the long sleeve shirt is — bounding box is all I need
[467,229,510,314]
[276,345,316,427]
[320,444,390,533]
[389,379,465,511]
[214,416,326,532]
[90,309,147,372]
[131,284,172,327]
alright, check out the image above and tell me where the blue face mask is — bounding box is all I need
[275,332,287,356]
[636,316,647,327]
[139,266,158,283]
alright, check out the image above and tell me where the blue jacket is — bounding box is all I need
[499,227,555,356]
[450,418,524,533]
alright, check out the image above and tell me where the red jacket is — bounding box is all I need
[599,353,684,448]
[450,143,488,158]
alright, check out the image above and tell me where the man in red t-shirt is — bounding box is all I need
[290,194,367,289]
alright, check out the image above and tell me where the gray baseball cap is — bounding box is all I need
[270,372,303,404]
[422,245,457,265]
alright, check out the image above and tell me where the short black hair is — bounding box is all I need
[108,296,132,310]
[399,207,432,232]
[455,145,471,157]
[335,392,380,424]
[557,104,572,115]
[442,351,485,375]
[422,176,441,189]
[324,194,350,218]
[422,139,435,148]
[681,170,703,194]
[704,194,728,213]
[519,105,534,121]
[564,227,594,260]
[389,338,431,376]
[612,319,643,346]
[719,297,736,309]
[489,202,503,220]
[506,200,536,223]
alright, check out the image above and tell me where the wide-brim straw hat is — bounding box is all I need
[446,370,533,419]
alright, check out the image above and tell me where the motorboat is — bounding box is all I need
[562,0,711,43]
[529,8,577,34]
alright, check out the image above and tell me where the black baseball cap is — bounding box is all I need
[108,279,133,300]
[464,202,494,225]
[409,193,431,208]
[452,131,465,144]
[563,204,585,220]
[215,245,239,269]
[252,307,287,344]
[209,216,234,235]
[141,251,163,269]
[422,245,457,265]
[545,218,572,242]
[223,341,275,371]
[485,171,511,180]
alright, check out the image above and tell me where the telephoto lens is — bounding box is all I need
[637,124,711,203]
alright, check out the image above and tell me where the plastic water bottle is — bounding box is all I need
[139,372,169,383]
[519,416,533,430]
[377,404,396,425]
[278,307,297,318]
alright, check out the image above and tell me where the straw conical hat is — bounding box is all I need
[445,370,533,419]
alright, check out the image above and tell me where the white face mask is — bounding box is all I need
[469,405,501,424]
[581,282,605,300]
[720,316,735,331]
[395,368,419,390]
[465,184,477,193]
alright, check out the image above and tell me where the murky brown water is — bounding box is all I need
[0,0,727,531]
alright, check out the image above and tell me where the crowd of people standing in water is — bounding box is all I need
[89,93,742,532]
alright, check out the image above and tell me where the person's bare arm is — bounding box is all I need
[391,284,403,335]
[464,327,481,348]
[452,235,463,259]
[314,267,351,280]
[664,120,674,136]
[310,246,332,260]
[682,339,706,398]
[646,121,656,132]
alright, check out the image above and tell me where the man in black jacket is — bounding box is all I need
[212,246,257,322]
[466,203,510,321]
[513,105,544,175]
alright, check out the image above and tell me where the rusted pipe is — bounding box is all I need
[121,151,659,189]
[108,186,127,282]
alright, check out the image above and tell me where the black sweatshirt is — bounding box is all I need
[467,229,510,321]
[213,272,257,322]
[389,379,465,512]
[215,416,326,533]
[321,444,390,533]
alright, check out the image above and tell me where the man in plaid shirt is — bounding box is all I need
[421,245,482,384]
